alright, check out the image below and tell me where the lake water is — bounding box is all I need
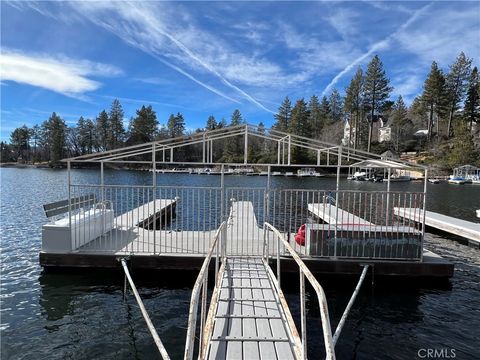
[1,168,479,359]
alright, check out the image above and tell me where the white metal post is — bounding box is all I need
[220,164,226,258]
[244,124,248,164]
[386,167,391,226]
[100,161,104,203]
[421,168,428,262]
[202,134,206,163]
[287,135,291,165]
[68,160,72,248]
[277,141,281,165]
[263,166,271,259]
[334,146,342,258]
[153,144,157,254]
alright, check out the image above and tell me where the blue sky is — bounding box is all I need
[1,1,479,141]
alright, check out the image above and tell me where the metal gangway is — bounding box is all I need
[121,201,370,360]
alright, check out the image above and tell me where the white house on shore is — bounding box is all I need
[342,115,392,146]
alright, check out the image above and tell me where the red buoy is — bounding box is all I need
[295,224,306,246]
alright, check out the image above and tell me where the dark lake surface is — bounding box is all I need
[1,168,479,359]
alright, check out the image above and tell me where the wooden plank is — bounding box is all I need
[394,207,480,245]
[308,203,373,225]
[114,199,175,229]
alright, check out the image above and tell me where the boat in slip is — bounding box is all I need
[449,165,480,184]
[428,178,440,184]
[448,176,466,184]
[297,167,321,177]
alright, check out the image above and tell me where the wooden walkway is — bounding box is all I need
[308,203,373,225]
[206,257,300,360]
[394,208,480,247]
[114,199,176,229]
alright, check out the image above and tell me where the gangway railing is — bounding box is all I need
[264,222,336,359]
[184,221,226,360]
[264,222,370,359]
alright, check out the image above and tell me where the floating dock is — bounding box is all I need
[394,208,480,248]
[40,201,454,278]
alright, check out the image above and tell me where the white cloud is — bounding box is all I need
[395,6,480,65]
[321,3,433,96]
[0,49,122,97]
[67,1,274,112]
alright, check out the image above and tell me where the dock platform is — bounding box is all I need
[206,257,300,359]
[394,208,480,248]
[39,201,454,279]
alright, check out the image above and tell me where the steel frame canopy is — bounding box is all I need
[64,123,425,170]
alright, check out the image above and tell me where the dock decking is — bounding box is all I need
[206,257,300,360]
[308,203,373,225]
[394,208,480,248]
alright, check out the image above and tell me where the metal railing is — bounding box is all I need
[268,189,425,260]
[63,184,424,261]
[184,221,226,360]
[264,222,335,360]
[264,222,371,359]
[68,184,222,254]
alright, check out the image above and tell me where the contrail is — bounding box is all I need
[321,2,433,97]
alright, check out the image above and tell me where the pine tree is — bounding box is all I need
[10,125,30,160]
[363,55,392,152]
[95,110,110,151]
[77,117,95,154]
[421,61,447,141]
[167,113,185,138]
[42,112,66,165]
[108,99,125,149]
[288,99,311,163]
[329,89,344,123]
[30,124,41,162]
[464,66,480,131]
[217,118,227,129]
[206,115,217,131]
[445,52,472,137]
[274,97,292,132]
[222,110,245,162]
[307,95,322,139]
[318,96,332,125]
[344,68,364,149]
[448,121,478,168]
[390,96,411,151]
[230,109,244,126]
[129,105,158,143]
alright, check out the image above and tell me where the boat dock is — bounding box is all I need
[40,124,458,359]
[41,198,453,278]
[394,208,480,248]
